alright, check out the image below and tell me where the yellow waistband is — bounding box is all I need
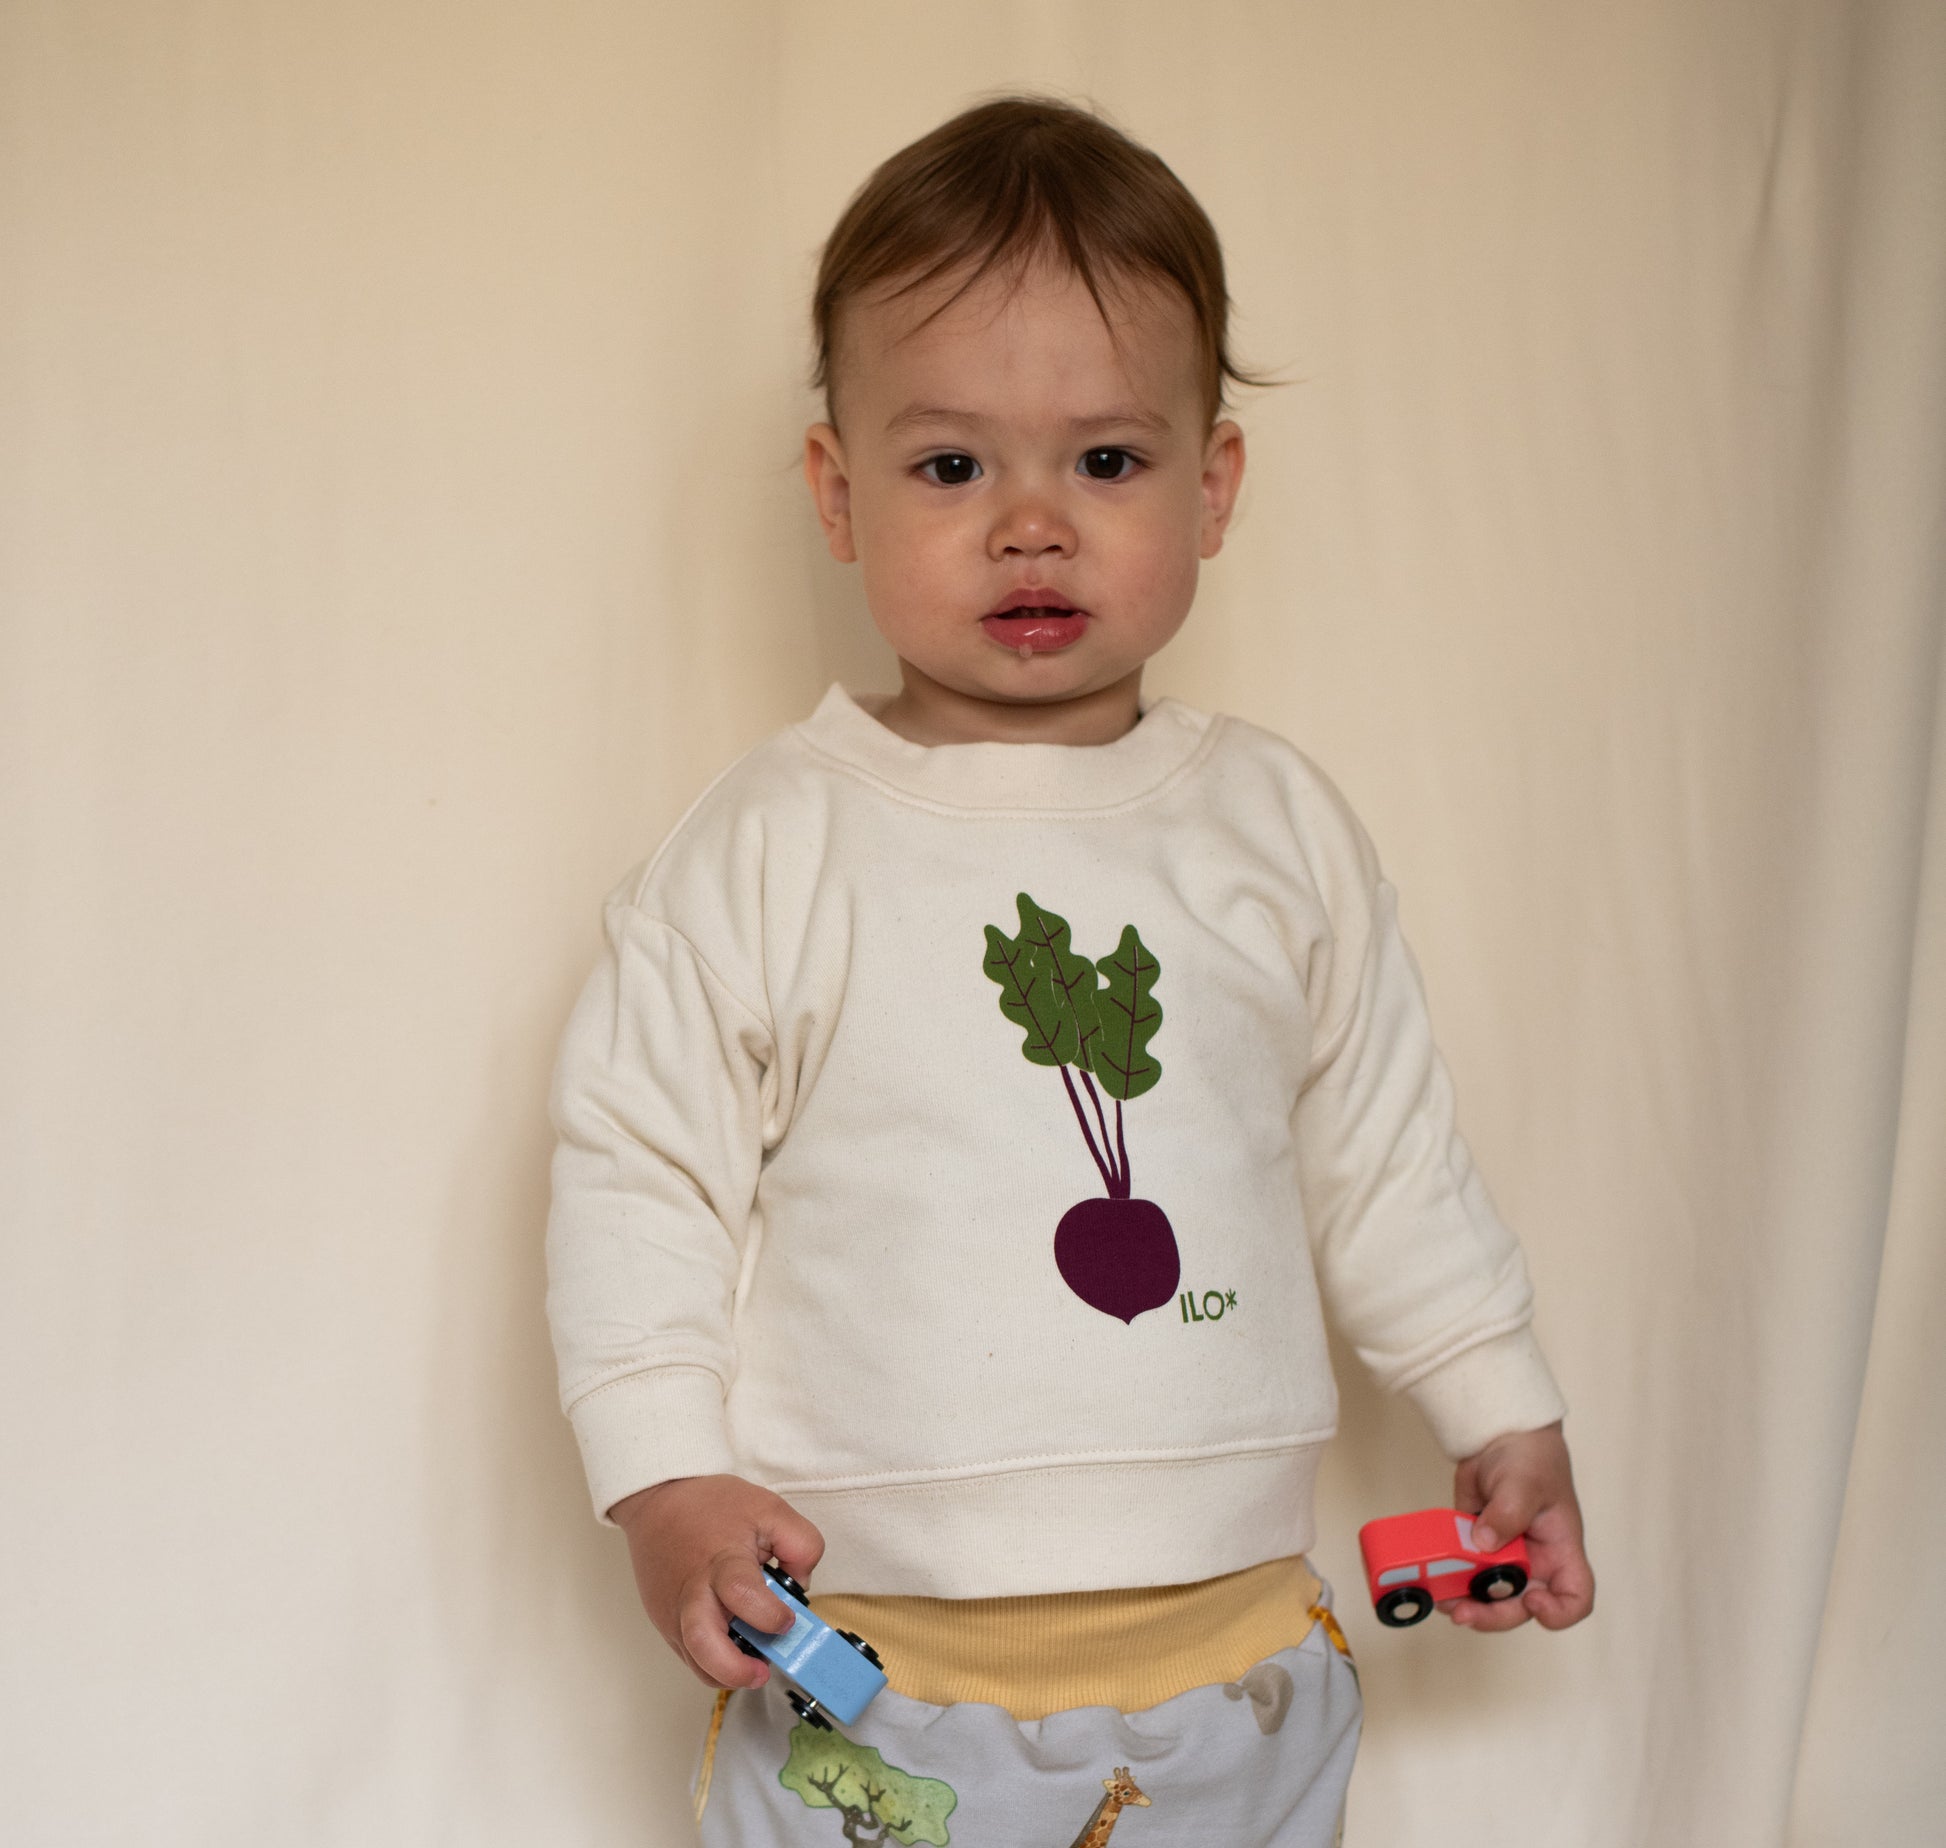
[808,1555,1326,1722]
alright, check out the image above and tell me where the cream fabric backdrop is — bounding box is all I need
[4,3,1941,1843]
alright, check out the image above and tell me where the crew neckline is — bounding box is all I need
[794,683,1217,814]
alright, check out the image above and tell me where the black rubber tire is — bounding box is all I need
[730,1629,764,1660]
[787,1690,832,1731]
[768,1565,809,1603]
[1376,1586,1434,1627]
[837,1629,883,1669]
[1467,1564,1528,1605]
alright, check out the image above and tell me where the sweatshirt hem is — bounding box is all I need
[777,1439,1329,1598]
[765,1427,1332,1497]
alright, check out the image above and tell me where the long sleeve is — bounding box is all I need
[545,898,776,1520]
[1291,810,1567,1460]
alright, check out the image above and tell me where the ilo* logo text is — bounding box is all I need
[1179,1289,1238,1323]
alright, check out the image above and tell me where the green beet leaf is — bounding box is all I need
[1010,894,1103,1072]
[1093,923,1163,1100]
[982,919,1078,1068]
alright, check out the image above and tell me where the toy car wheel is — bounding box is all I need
[729,1628,765,1660]
[786,1689,832,1731]
[768,1566,809,1604]
[1376,1586,1434,1627]
[836,1628,883,1669]
[1467,1564,1528,1605]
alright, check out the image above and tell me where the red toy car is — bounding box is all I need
[1357,1508,1530,1627]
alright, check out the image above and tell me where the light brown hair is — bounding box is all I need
[813,96,1263,428]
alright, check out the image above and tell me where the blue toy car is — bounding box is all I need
[728,1560,888,1730]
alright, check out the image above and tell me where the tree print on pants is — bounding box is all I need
[982,892,1178,1323]
[778,1722,957,1844]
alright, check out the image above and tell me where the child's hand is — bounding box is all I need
[608,1473,826,1691]
[1442,1421,1594,1632]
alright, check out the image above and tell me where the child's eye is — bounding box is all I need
[919,453,981,486]
[1079,447,1139,481]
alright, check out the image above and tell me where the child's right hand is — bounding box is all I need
[608,1474,826,1691]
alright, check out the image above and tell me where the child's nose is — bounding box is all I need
[987,487,1076,560]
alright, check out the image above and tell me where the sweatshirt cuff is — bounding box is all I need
[1402,1325,1568,1459]
[566,1365,738,1523]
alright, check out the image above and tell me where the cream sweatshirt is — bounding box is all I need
[545,685,1565,1597]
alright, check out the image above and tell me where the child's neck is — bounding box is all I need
[873,663,1146,747]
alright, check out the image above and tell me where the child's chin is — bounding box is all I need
[977,667,1103,704]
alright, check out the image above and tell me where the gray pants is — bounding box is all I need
[693,1615,1361,1846]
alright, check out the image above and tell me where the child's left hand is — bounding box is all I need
[1441,1420,1595,1631]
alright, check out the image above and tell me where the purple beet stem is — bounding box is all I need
[1059,1065,1118,1195]
[1084,1072,1115,1177]
[1061,1066,1133,1199]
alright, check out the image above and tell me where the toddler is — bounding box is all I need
[547,96,1593,1846]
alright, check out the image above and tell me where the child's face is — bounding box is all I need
[804,261,1243,736]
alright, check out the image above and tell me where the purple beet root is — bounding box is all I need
[1054,1197,1181,1323]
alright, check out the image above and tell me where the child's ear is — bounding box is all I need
[1198,419,1246,559]
[804,425,857,564]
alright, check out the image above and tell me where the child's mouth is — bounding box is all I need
[980,605,1089,656]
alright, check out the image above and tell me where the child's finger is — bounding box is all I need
[1523,1585,1589,1628]
[1469,1477,1548,1555]
[679,1584,772,1690]
[1443,1594,1531,1633]
[1523,1547,1597,1629]
[760,1502,826,1582]
[713,1552,798,1635]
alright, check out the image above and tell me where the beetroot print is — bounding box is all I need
[981,893,1179,1323]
